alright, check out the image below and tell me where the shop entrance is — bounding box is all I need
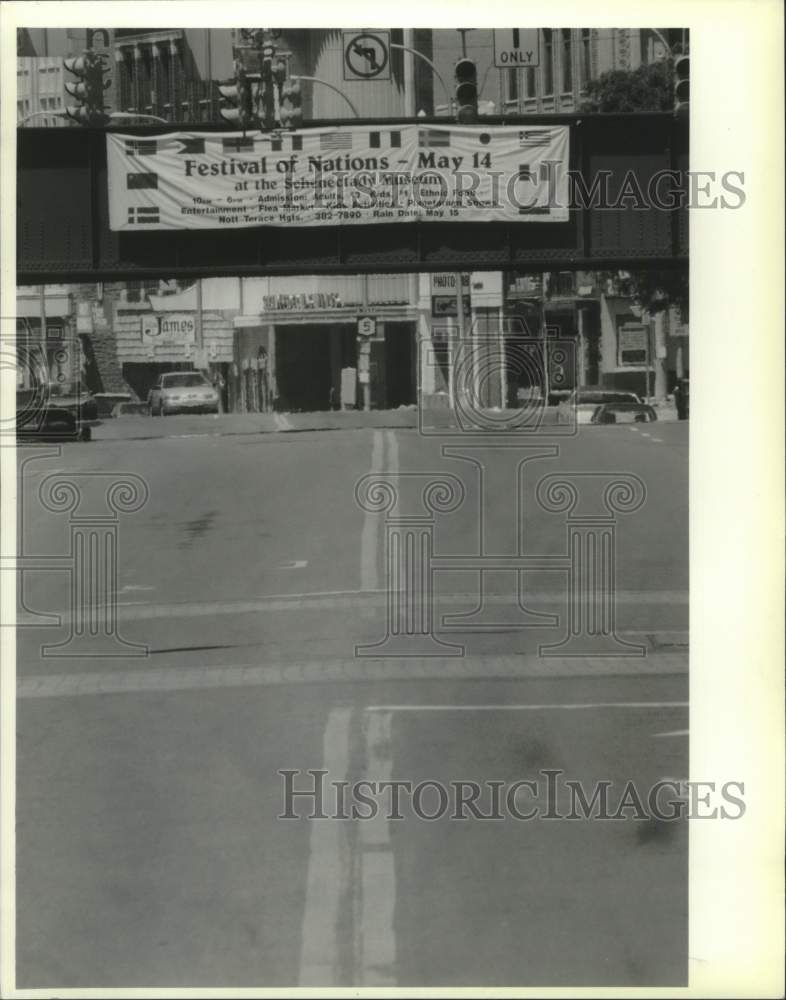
[384,322,416,407]
[274,325,332,412]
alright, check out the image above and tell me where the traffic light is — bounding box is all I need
[279,80,302,129]
[63,50,110,126]
[674,54,689,114]
[454,57,478,123]
[219,63,255,129]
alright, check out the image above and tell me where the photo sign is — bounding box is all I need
[107,125,569,231]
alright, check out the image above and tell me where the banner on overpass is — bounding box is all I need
[107,125,569,231]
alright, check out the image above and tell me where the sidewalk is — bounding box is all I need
[91,408,420,441]
[91,401,682,442]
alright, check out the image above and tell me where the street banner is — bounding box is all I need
[107,125,569,231]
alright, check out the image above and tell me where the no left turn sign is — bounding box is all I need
[343,31,391,81]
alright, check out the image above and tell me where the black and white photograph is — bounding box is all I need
[1,2,782,994]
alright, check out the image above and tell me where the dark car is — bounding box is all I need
[16,380,98,441]
[556,387,642,425]
[590,401,658,424]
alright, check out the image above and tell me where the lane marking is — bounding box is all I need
[360,430,386,592]
[651,729,689,737]
[628,427,639,433]
[365,702,689,712]
[280,560,308,569]
[299,707,353,987]
[16,657,688,700]
[640,432,652,438]
[357,710,396,985]
[119,584,155,593]
[16,588,690,627]
[651,436,664,443]
[274,413,295,431]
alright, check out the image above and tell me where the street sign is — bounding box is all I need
[430,273,470,295]
[493,28,540,68]
[357,316,377,338]
[343,31,390,81]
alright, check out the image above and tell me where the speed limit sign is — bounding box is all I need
[357,316,377,338]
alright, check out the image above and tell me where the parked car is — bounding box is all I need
[148,371,219,416]
[16,380,98,441]
[590,401,658,424]
[556,387,643,424]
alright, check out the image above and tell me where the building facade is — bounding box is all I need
[17,27,687,408]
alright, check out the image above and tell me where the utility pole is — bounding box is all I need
[360,276,371,412]
[402,29,416,116]
[39,285,47,380]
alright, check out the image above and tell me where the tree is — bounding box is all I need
[582,59,686,318]
[580,59,674,113]
[600,268,689,321]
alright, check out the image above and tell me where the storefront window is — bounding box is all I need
[561,29,573,92]
[542,29,554,96]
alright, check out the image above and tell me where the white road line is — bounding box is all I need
[628,427,639,433]
[651,729,690,737]
[365,702,689,712]
[299,707,353,987]
[274,413,295,431]
[651,436,664,443]
[357,710,396,986]
[15,587,689,627]
[640,432,652,438]
[360,430,386,592]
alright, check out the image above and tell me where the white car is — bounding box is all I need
[148,371,219,416]
[556,387,643,424]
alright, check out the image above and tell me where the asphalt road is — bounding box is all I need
[13,420,689,988]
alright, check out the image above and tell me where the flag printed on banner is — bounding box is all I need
[177,137,206,154]
[125,139,158,156]
[127,172,158,190]
[519,129,552,148]
[270,134,303,152]
[368,130,402,149]
[319,132,353,150]
[419,128,450,147]
[106,125,571,230]
[127,206,160,225]
[222,136,255,153]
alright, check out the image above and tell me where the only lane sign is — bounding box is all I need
[493,28,540,68]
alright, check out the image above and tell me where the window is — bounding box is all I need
[542,29,554,96]
[561,29,573,91]
[523,66,537,98]
[46,324,64,341]
[507,68,518,102]
[580,29,591,85]
[162,373,209,389]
